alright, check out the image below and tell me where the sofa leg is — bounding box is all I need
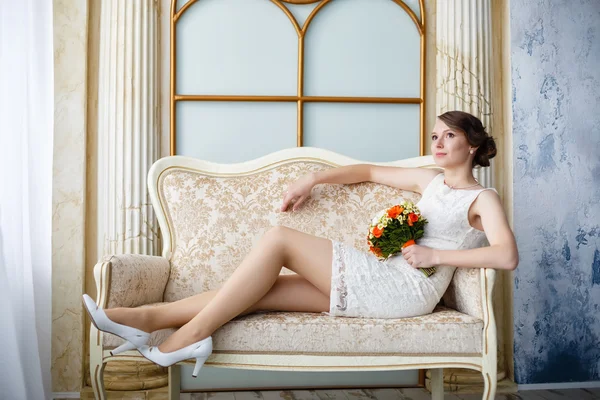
[482,368,497,400]
[90,360,107,400]
[168,364,181,400]
[430,368,444,400]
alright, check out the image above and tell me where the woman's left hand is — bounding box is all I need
[402,244,438,269]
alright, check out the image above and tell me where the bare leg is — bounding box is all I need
[105,274,329,332]
[157,226,333,352]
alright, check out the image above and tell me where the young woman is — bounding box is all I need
[84,110,519,377]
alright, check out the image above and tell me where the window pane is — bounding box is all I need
[176,101,297,162]
[176,0,297,95]
[303,102,421,161]
[304,0,421,97]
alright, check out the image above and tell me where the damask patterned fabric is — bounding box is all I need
[442,268,484,319]
[104,304,482,354]
[155,161,483,318]
[102,254,171,309]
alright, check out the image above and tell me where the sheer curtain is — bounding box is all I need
[0,1,54,399]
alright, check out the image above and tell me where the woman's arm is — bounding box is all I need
[401,190,519,270]
[432,190,519,270]
[312,164,441,193]
[281,164,439,212]
[281,165,374,212]
[311,164,372,186]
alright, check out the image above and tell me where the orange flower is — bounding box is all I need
[372,226,383,238]
[370,246,383,257]
[407,213,419,226]
[402,239,416,248]
[387,205,404,219]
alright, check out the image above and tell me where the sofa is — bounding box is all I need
[88,147,497,400]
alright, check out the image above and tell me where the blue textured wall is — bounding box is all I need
[511,0,600,384]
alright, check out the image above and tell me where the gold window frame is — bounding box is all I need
[170,0,426,156]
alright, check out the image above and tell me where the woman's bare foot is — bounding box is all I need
[105,308,152,332]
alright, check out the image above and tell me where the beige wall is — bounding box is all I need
[84,0,100,324]
[498,0,515,381]
[424,1,437,152]
[52,0,88,393]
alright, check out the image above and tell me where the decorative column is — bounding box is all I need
[93,0,165,393]
[97,0,160,257]
[434,0,510,394]
[436,0,494,189]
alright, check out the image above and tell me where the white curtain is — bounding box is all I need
[0,1,54,399]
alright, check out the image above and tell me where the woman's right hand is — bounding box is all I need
[280,174,315,212]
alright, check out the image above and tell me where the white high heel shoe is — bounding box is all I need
[139,336,213,378]
[82,294,150,355]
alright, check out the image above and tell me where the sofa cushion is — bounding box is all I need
[104,304,482,355]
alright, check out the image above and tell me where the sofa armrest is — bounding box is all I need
[443,267,497,320]
[481,268,497,361]
[93,254,171,309]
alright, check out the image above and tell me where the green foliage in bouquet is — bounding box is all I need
[370,216,427,259]
[367,202,428,260]
[368,202,435,277]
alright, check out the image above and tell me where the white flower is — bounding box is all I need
[372,208,388,225]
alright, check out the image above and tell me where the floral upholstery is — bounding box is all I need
[103,254,170,309]
[442,268,484,319]
[104,304,482,354]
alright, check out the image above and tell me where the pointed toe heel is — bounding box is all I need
[82,294,150,353]
[139,336,213,378]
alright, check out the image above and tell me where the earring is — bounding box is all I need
[470,150,474,154]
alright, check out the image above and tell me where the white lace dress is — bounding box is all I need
[328,173,497,319]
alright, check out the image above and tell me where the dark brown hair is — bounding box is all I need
[438,111,497,167]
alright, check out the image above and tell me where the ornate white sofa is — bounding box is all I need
[89,148,497,400]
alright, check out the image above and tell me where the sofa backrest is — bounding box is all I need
[149,149,485,319]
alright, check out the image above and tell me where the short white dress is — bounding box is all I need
[328,173,497,319]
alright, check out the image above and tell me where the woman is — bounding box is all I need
[84,111,519,377]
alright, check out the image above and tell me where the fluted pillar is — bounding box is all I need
[94,0,164,393]
[436,0,494,188]
[97,0,160,257]
[433,0,510,394]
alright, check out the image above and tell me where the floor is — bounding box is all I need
[179,388,600,400]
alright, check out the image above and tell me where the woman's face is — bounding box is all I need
[431,118,474,168]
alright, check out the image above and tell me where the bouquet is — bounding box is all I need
[367,201,436,277]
